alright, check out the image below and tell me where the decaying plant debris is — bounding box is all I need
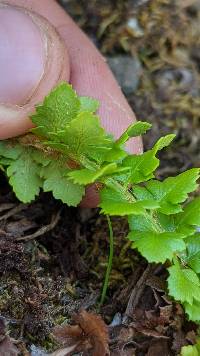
[1,0,200,355]
[52,309,109,355]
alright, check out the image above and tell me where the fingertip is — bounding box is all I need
[0,2,70,139]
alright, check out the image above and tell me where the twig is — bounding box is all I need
[124,264,152,320]
[0,204,27,221]
[16,210,61,242]
[0,229,10,236]
[50,345,77,356]
[0,203,16,213]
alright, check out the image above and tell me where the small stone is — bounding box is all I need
[107,55,142,95]
[155,68,198,98]
[110,312,122,326]
[126,17,144,37]
[31,345,48,356]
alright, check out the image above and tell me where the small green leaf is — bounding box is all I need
[100,186,159,216]
[43,173,84,206]
[68,163,115,185]
[7,149,42,203]
[145,169,200,214]
[128,231,185,263]
[58,111,113,163]
[0,158,14,166]
[155,213,178,232]
[67,163,129,185]
[40,161,84,206]
[104,144,127,162]
[127,121,152,137]
[0,141,23,159]
[79,96,99,113]
[178,197,200,226]
[116,121,152,145]
[129,214,159,233]
[31,82,80,137]
[157,212,196,236]
[181,344,199,356]
[30,149,51,166]
[122,134,175,184]
[122,150,159,184]
[163,169,200,205]
[129,211,196,240]
[133,185,154,200]
[185,235,200,273]
[184,299,200,323]
[68,168,98,185]
[167,263,200,304]
[153,134,175,152]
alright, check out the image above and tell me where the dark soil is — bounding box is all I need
[1,0,200,355]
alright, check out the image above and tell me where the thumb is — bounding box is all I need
[0,3,70,139]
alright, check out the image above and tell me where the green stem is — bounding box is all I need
[100,215,114,305]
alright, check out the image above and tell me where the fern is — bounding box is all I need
[1,82,200,322]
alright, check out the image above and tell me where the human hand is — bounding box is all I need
[0,0,142,206]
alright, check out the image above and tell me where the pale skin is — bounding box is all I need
[0,0,142,207]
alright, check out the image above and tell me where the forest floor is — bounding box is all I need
[1,0,200,355]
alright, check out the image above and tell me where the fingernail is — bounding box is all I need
[0,5,46,105]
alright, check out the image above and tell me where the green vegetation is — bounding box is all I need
[1,83,200,323]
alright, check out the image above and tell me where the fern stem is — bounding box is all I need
[100,215,114,305]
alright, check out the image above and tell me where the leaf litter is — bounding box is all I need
[52,309,109,356]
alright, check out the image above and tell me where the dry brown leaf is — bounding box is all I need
[74,309,109,355]
[52,309,109,356]
[53,325,82,345]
